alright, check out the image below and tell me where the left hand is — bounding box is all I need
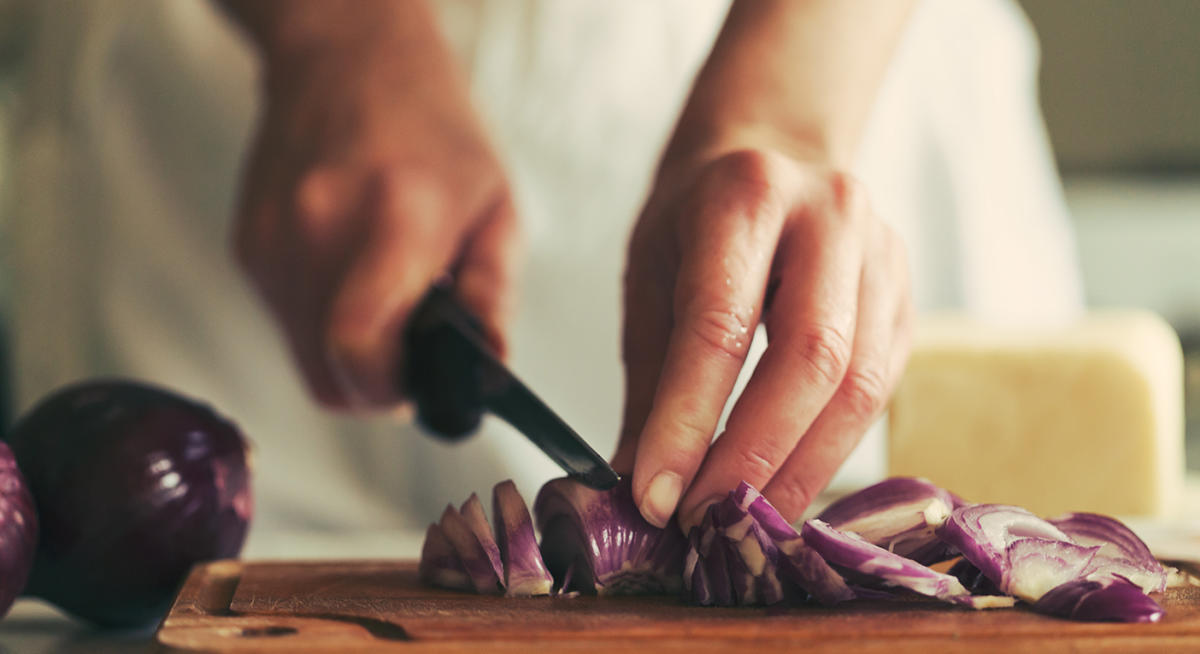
[612,147,913,531]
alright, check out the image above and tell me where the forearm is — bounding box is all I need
[217,0,445,66]
[667,0,917,169]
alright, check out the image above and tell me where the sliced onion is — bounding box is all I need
[1033,573,1164,623]
[936,504,1071,595]
[1048,512,1166,594]
[816,477,961,564]
[438,504,503,595]
[1003,537,1100,602]
[492,481,553,596]
[459,493,505,584]
[535,477,685,595]
[734,483,854,605]
[418,523,473,592]
[802,519,1014,610]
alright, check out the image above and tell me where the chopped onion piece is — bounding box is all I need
[1049,512,1166,593]
[418,523,474,592]
[1034,573,1164,623]
[1003,537,1099,602]
[816,477,962,564]
[802,519,1013,609]
[438,504,503,595]
[492,481,553,596]
[460,493,505,584]
[735,483,854,605]
[936,504,1071,593]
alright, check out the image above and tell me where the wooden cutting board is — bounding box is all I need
[155,559,1200,653]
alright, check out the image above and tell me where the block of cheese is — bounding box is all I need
[888,311,1184,518]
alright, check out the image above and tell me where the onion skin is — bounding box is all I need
[438,504,503,595]
[1033,573,1164,623]
[0,442,37,618]
[816,477,961,565]
[6,380,251,628]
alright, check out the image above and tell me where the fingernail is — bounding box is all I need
[641,471,683,529]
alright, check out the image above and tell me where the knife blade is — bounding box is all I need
[403,283,619,490]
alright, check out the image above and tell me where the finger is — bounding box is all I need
[760,225,912,521]
[675,179,865,531]
[631,156,788,528]
[611,237,675,475]
[452,195,520,359]
[325,171,464,407]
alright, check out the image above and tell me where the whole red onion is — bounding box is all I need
[5,379,252,627]
[0,441,37,617]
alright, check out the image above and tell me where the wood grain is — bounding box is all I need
[156,559,1200,653]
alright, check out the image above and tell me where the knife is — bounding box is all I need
[403,283,619,490]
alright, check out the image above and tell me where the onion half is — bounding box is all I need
[535,477,685,595]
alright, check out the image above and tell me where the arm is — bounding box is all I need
[615,0,917,530]
[218,0,518,408]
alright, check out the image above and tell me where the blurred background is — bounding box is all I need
[1013,0,1200,467]
[0,0,1196,459]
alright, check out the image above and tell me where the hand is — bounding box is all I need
[613,147,913,530]
[232,6,518,409]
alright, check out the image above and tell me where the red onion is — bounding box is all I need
[492,481,553,596]
[1034,573,1164,623]
[436,503,504,594]
[0,442,37,618]
[816,477,961,565]
[6,379,251,627]
[935,503,1072,599]
[417,523,474,592]
[734,482,854,605]
[535,477,685,595]
[1048,512,1166,593]
[802,519,1014,609]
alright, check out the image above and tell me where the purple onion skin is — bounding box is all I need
[1034,574,1164,623]
[935,504,1069,594]
[5,379,252,628]
[0,442,37,617]
[418,523,474,592]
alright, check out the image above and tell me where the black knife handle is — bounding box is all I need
[403,284,486,441]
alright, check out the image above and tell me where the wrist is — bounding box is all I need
[657,120,834,185]
[223,0,442,70]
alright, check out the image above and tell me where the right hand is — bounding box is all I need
[232,7,518,409]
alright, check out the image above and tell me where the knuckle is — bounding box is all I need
[839,366,890,421]
[732,439,789,483]
[703,149,785,221]
[683,301,756,361]
[794,323,852,388]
